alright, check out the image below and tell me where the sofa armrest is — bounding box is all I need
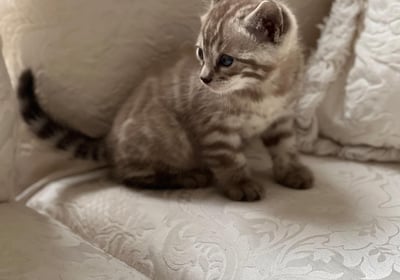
[0,36,17,202]
[0,203,149,279]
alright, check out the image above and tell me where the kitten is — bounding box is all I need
[18,0,314,201]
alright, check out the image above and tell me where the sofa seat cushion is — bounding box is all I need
[0,203,149,280]
[27,152,400,280]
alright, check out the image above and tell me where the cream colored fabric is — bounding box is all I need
[28,147,400,280]
[0,203,150,280]
[0,0,332,193]
[297,0,400,161]
[0,37,16,202]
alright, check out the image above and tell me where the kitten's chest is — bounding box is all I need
[233,95,287,138]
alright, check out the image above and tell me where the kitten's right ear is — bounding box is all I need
[244,0,288,44]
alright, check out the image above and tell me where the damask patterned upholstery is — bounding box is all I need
[297,0,400,162]
[28,148,400,280]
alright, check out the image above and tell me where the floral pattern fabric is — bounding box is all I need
[297,0,400,162]
[28,149,400,280]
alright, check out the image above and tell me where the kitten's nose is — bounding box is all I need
[200,76,213,84]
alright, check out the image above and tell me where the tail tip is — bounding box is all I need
[18,68,35,97]
[20,68,34,82]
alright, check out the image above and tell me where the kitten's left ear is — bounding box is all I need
[244,0,288,44]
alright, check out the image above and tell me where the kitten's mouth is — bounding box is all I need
[204,81,230,94]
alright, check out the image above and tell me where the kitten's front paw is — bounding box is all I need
[274,163,314,190]
[225,180,264,202]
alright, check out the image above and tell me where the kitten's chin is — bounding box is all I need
[208,86,229,95]
[202,83,230,95]
[204,78,258,94]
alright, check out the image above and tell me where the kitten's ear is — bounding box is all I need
[244,0,288,44]
[211,0,221,5]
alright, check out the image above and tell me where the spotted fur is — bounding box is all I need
[18,0,313,201]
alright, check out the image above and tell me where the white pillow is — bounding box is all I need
[320,0,400,148]
[0,36,16,202]
[297,0,400,161]
[0,0,333,192]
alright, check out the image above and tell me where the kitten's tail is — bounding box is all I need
[17,69,107,161]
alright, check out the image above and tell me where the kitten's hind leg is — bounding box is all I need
[262,116,314,189]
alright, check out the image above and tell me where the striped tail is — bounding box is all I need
[17,69,107,161]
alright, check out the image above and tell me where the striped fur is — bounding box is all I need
[18,0,313,201]
[195,0,300,95]
[17,70,107,161]
[262,116,314,189]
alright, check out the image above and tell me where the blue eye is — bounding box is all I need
[219,54,234,67]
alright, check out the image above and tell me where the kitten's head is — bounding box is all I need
[196,0,298,94]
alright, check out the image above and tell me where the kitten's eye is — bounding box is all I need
[196,48,204,60]
[219,54,234,67]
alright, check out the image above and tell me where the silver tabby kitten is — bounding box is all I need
[18,0,313,201]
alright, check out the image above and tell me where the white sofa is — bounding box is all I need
[2,1,400,279]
